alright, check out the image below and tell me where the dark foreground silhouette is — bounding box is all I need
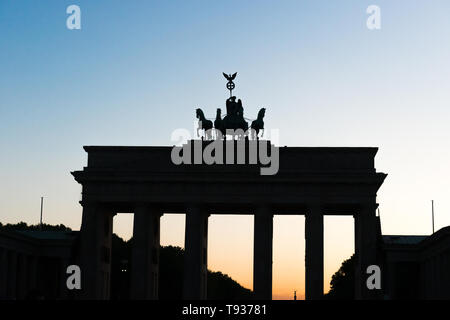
[110,233,253,299]
[0,222,253,300]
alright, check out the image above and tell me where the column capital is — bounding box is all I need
[353,203,378,218]
[134,204,163,215]
[306,203,323,210]
[185,205,210,217]
[255,204,273,216]
[80,202,116,216]
[306,204,324,218]
[359,202,379,210]
[80,201,103,209]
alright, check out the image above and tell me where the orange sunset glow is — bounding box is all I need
[113,213,355,299]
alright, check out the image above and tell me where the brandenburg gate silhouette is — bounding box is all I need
[72,73,386,300]
[71,142,386,300]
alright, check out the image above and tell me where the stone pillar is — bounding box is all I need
[443,251,450,300]
[305,205,323,300]
[431,256,437,298]
[0,248,7,299]
[131,205,162,299]
[79,204,114,299]
[354,204,379,300]
[253,206,273,300]
[424,256,433,300]
[27,256,38,293]
[7,251,17,299]
[16,253,28,299]
[386,260,396,299]
[183,206,208,300]
[59,257,70,299]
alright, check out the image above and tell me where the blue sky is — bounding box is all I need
[1,0,450,298]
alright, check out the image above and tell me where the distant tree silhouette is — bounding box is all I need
[0,222,71,232]
[110,235,253,299]
[208,271,253,299]
[158,245,184,299]
[325,254,355,300]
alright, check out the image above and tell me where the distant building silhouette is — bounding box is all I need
[382,226,450,299]
[0,229,77,300]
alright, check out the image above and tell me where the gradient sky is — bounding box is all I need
[1,1,450,299]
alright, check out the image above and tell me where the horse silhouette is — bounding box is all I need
[214,108,224,139]
[251,108,265,140]
[196,108,213,140]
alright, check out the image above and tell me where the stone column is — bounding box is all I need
[386,260,396,299]
[354,204,379,300]
[27,256,38,293]
[253,206,273,300]
[59,257,70,299]
[79,204,114,299]
[7,251,17,299]
[16,253,28,299]
[431,257,437,298]
[183,206,209,300]
[305,205,323,300]
[0,248,7,299]
[131,205,162,300]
